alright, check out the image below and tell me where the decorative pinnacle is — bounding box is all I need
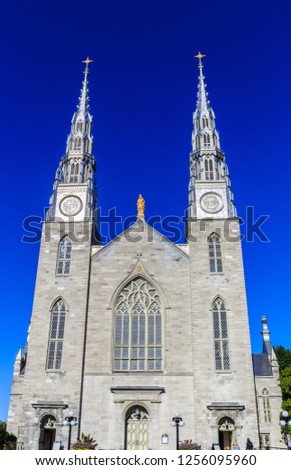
[82,57,93,73]
[137,194,145,217]
[194,52,206,69]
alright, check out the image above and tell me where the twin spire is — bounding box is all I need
[49,54,235,223]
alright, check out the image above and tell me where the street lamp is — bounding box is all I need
[171,412,184,450]
[63,410,78,450]
[279,410,291,450]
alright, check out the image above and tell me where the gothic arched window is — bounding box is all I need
[74,137,81,151]
[208,233,223,273]
[203,133,211,147]
[69,162,79,183]
[46,299,67,370]
[262,388,271,422]
[114,277,162,372]
[202,117,209,128]
[56,236,72,275]
[205,157,214,180]
[213,297,230,371]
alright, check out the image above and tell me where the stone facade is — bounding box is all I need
[7,59,282,450]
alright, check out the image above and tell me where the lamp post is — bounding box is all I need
[171,412,184,450]
[279,410,291,450]
[63,410,78,450]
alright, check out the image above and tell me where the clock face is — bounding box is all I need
[59,195,82,216]
[200,192,224,214]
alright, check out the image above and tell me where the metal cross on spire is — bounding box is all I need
[82,57,93,73]
[194,52,206,69]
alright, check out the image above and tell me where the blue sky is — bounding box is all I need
[1,0,290,421]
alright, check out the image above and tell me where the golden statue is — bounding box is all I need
[137,194,145,217]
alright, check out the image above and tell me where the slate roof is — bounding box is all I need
[252,353,273,377]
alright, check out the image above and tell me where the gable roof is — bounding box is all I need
[92,217,189,259]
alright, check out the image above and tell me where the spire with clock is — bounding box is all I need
[188,52,236,219]
[47,57,97,222]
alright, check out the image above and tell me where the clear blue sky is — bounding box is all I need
[1,0,290,422]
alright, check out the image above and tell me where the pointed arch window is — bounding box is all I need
[213,297,230,371]
[46,299,67,370]
[56,236,72,275]
[76,121,83,132]
[74,137,81,151]
[208,233,223,273]
[205,157,214,180]
[203,133,211,148]
[69,162,79,183]
[262,388,271,422]
[114,277,162,372]
[202,117,209,128]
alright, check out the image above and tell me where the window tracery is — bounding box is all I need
[114,277,162,372]
[56,236,72,275]
[46,299,67,370]
[213,297,230,371]
[208,233,223,273]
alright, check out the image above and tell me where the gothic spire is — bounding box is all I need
[65,57,94,157]
[194,52,208,115]
[188,53,236,219]
[78,57,93,115]
[192,52,220,151]
[48,58,97,222]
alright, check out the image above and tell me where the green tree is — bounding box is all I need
[0,421,17,450]
[274,346,291,442]
[280,365,291,412]
[274,345,291,412]
[274,345,291,371]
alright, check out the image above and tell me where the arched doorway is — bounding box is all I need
[125,406,149,450]
[39,415,57,450]
[218,417,235,450]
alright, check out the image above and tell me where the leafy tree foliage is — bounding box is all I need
[273,344,291,443]
[274,345,291,371]
[0,421,17,450]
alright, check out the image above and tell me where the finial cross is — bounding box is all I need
[194,52,206,68]
[82,57,93,72]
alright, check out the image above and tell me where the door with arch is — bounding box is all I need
[125,406,149,450]
[38,415,57,450]
[218,417,235,450]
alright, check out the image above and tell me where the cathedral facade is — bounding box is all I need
[8,57,282,450]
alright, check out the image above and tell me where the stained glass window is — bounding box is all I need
[56,236,72,276]
[213,297,230,371]
[46,299,67,370]
[208,233,223,273]
[114,277,162,372]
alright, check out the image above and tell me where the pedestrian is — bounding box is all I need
[246,438,253,450]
